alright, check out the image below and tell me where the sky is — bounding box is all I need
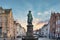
[0,0,60,31]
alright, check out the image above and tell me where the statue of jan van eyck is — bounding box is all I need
[27,11,33,24]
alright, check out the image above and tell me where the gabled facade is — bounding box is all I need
[40,24,48,37]
[16,23,26,37]
[0,7,14,38]
[50,13,60,38]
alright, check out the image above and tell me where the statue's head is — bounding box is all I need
[29,10,31,13]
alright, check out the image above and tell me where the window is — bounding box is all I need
[56,28,60,33]
[57,16,60,19]
[0,16,2,22]
[3,16,7,33]
[0,27,2,37]
[0,27,2,33]
[0,10,4,13]
[56,20,60,25]
[0,10,2,13]
[3,16,7,22]
[52,24,55,28]
[59,16,60,19]
[0,16,2,27]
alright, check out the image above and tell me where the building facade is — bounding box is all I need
[40,23,50,38]
[47,23,50,38]
[33,30,39,37]
[0,7,14,38]
[40,24,48,37]
[16,22,26,37]
[50,13,60,38]
[14,21,17,39]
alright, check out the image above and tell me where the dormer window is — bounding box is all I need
[0,10,5,13]
[2,10,5,13]
[56,20,60,25]
[0,10,2,13]
[0,7,5,13]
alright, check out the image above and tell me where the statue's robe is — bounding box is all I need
[27,13,33,24]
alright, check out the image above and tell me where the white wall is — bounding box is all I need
[16,24,26,37]
[40,24,50,38]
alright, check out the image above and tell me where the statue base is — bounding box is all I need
[27,24,33,37]
[22,24,38,40]
[22,36,38,40]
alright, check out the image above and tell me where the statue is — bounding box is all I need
[22,11,38,40]
[27,11,33,24]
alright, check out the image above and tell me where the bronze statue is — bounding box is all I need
[27,11,33,24]
[22,11,38,40]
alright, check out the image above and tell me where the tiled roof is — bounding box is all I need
[0,7,12,14]
[0,7,3,9]
[4,9,12,13]
[42,24,48,29]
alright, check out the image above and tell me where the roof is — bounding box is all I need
[0,7,12,14]
[0,7,3,10]
[4,9,12,13]
[42,24,48,29]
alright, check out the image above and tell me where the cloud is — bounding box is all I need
[33,16,40,25]
[36,20,48,25]
[37,10,51,17]
[16,19,27,31]
[44,10,51,15]
[34,20,48,30]
[32,16,48,30]
[34,23,45,30]
[37,9,51,15]
[49,8,60,13]
[37,12,42,16]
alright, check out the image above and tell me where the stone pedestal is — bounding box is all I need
[27,24,33,37]
[22,36,38,40]
[22,24,38,40]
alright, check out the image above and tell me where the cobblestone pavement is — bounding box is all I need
[38,38,50,40]
[17,38,58,40]
[0,38,59,40]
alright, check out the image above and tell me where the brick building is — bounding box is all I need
[14,21,17,39]
[0,7,14,38]
[50,12,60,38]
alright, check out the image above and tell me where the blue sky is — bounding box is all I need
[0,0,60,30]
